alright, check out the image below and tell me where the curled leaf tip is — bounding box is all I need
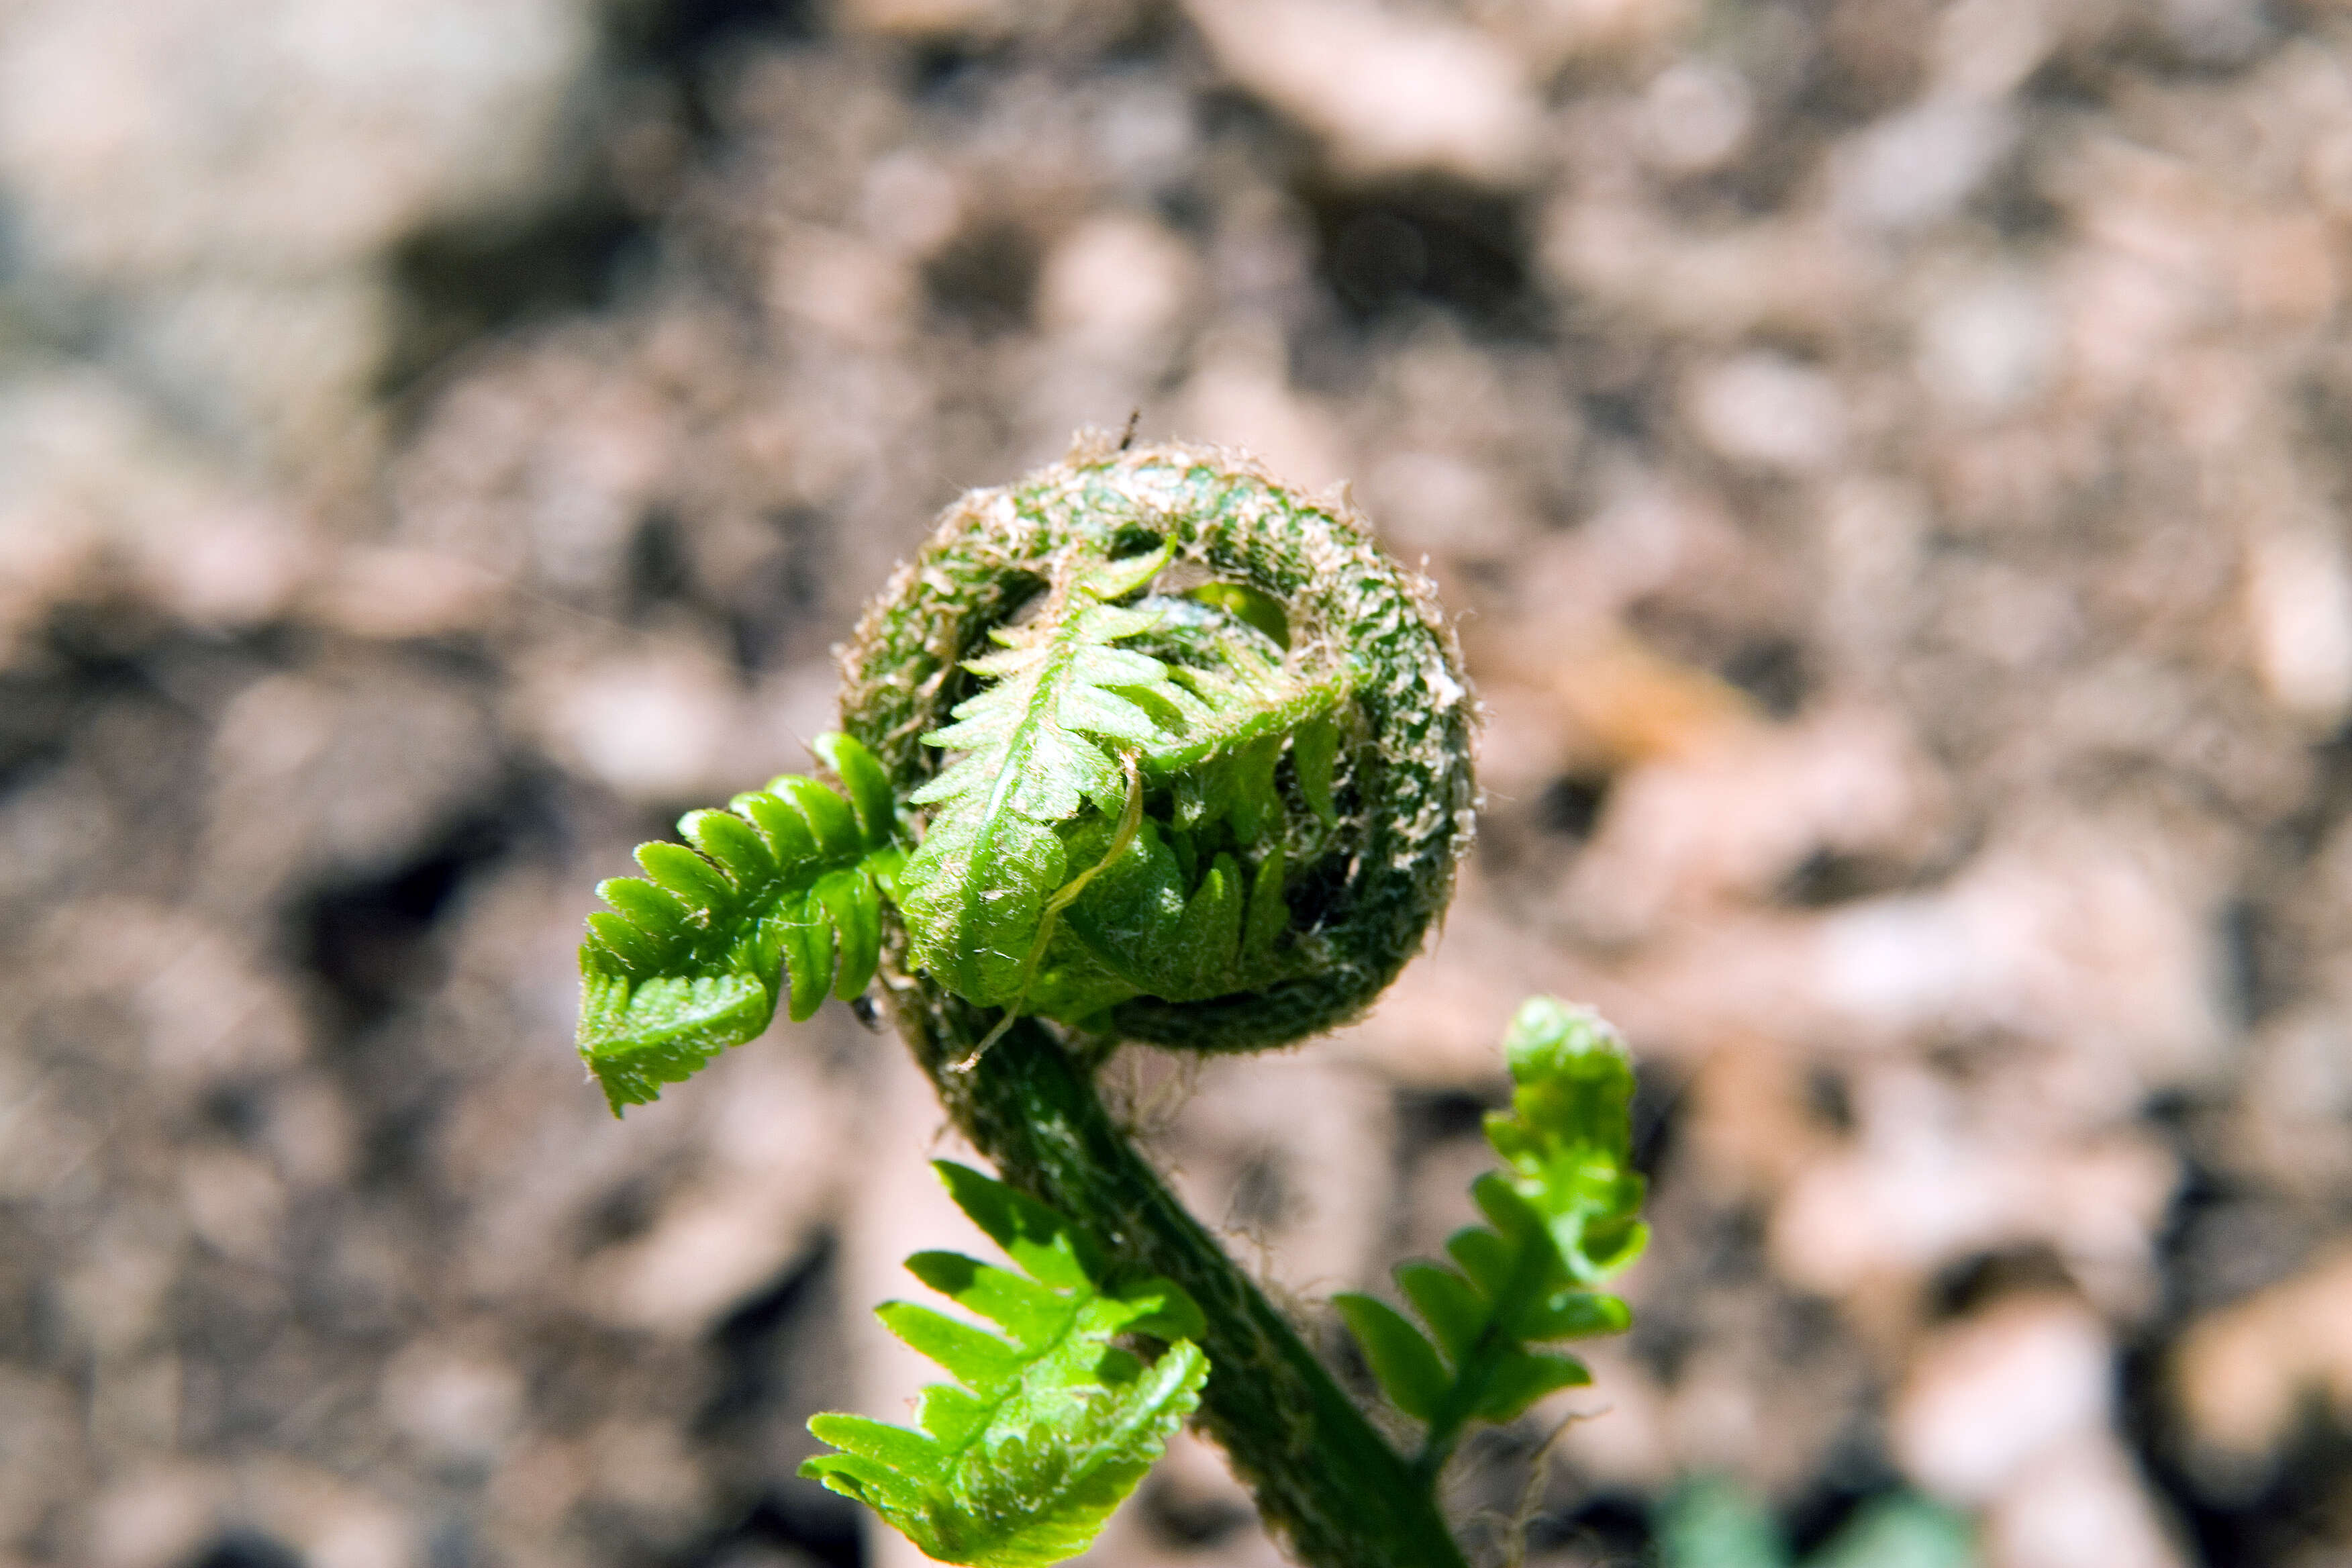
[1502,995,1628,1083]
[840,441,1477,1055]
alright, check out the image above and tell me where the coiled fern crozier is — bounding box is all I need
[576,436,1648,1568]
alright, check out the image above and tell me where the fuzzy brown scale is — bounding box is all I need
[838,434,1477,1051]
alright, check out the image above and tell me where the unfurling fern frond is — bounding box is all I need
[1337,996,1648,1481]
[802,1162,1210,1568]
[844,442,1475,1060]
[578,441,1546,1568]
[577,732,905,1112]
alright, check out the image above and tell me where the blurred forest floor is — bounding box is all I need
[5,1,2352,1565]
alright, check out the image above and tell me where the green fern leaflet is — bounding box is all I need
[898,542,1181,1010]
[803,1162,1210,1567]
[899,539,1350,1030]
[576,732,905,1112]
[1337,996,1649,1481]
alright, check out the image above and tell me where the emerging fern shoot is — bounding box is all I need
[572,441,1651,1568]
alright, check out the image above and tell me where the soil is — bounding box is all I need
[5,1,2352,1565]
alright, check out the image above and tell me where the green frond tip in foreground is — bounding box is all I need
[575,732,905,1114]
[803,1162,1210,1568]
[1336,995,1649,1483]
[1657,1477,1976,1568]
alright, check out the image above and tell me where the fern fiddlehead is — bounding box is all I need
[840,435,1476,1053]
[575,436,1640,1568]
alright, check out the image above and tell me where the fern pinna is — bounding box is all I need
[802,1162,1208,1566]
[577,732,903,1110]
[573,438,1648,1568]
[898,534,1350,1035]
